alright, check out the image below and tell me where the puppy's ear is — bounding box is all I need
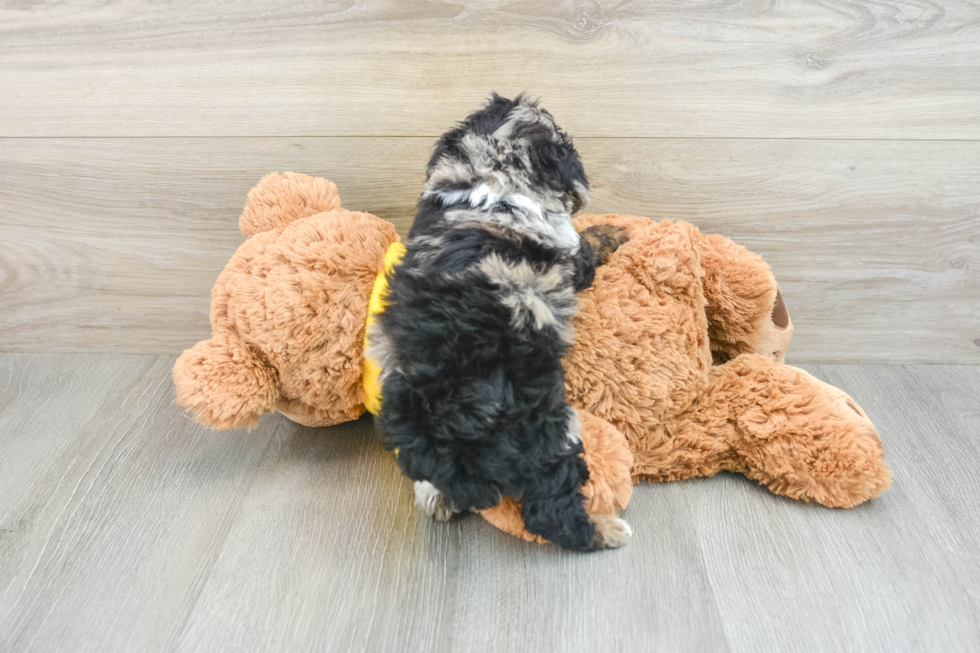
[537,139,590,213]
[511,92,540,109]
[425,128,463,180]
[489,91,514,107]
[427,94,516,179]
[570,180,591,213]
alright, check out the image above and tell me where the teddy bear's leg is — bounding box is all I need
[710,355,890,507]
[634,355,891,508]
[694,233,793,364]
[628,417,738,485]
[173,333,280,430]
[479,409,634,544]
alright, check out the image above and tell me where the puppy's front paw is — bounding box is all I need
[590,514,632,549]
[579,225,630,266]
[414,481,456,522]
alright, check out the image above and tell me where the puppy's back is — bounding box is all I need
[376,224,578,495]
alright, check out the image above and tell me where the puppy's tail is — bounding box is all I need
[173,333,280,430]
[239,172,342,237]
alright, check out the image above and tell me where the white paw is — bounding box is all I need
[591,514,632,549]
[413,481,455,522]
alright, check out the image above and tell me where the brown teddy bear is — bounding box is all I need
[173,172,891,544]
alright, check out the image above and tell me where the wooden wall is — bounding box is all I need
[1,1,978,363]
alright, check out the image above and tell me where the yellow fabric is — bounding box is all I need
[363,241,407,415]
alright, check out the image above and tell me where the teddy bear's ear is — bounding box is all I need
[239,172,343,237]
[173,334,280,430]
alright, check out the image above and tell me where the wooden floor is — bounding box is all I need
[0,355,977,652]
[2,1,980,651]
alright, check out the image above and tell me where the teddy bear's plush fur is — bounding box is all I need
[174,172,891,544]
[174,173,398,430]
[481,213,889,541]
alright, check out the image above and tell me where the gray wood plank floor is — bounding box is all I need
[1,354,977,653]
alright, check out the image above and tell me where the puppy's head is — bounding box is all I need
[426,94,590,214]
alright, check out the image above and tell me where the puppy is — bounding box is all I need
[372,94,630,551]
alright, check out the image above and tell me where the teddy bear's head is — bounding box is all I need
[173,173,399,429]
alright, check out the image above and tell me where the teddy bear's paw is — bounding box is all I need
[590,514,632,549]
[740,364,893,508]
[793,368,885,457]
[414,481,458,522]
[173,335,280,430]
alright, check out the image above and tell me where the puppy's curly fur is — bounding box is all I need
[373,94,630,551]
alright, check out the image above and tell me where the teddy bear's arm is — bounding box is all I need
[173,333,280,430]
[694,232,793,364]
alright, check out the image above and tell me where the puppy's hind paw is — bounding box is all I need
[414,481,457,522]
[590,514,632,549]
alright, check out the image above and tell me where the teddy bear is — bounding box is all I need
[173,172,891,544]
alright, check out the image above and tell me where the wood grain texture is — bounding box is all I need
[0,355,978,652]
[693,363,980,653]
[448,481,730,653]
[173,417,461,653]
[0,355,281,652]
[1,1,979,138]
[2,137,977,362]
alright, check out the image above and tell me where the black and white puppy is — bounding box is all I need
[372,94,630,551]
